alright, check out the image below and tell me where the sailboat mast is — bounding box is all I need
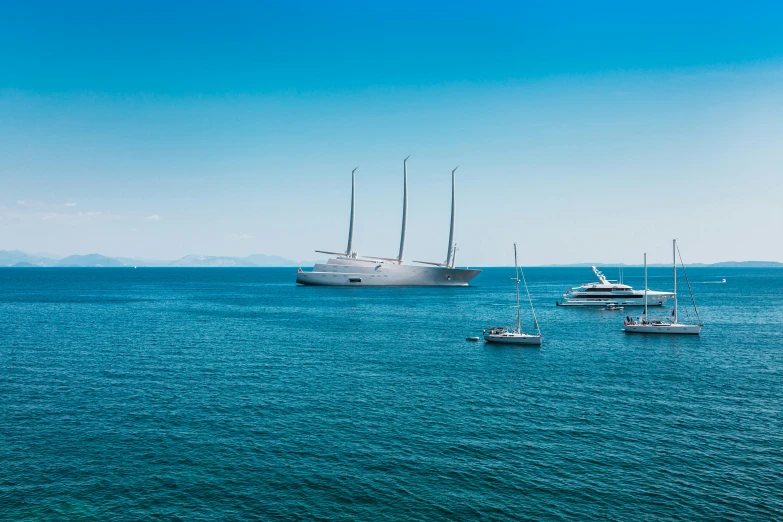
[644,253,648,319]
[514,243,521,333]
[346,167,358,257]
[445,167,457,267]
[673,238,678,324]
[397,156,409,264]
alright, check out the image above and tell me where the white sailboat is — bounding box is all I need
[623,240,703,335]
[483,243,542,345]
[296,160,481,286]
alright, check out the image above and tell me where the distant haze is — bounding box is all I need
[1,250,780,269]
[0,250,317,268]
[2,3,782,265]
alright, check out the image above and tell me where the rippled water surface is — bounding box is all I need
[2,267,782,519]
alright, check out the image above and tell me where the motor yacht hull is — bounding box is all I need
[623,323,702,335]
[483,332,542,345]
[558,291,672,307]
[296,257,481,286]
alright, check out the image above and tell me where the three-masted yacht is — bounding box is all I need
[623,240,703,335]
[296,159,481,286]
[483,243,542,346]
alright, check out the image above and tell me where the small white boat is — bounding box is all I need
[483,243,542,346]
[624,240,703,335]
[721,278,726,283]
[483,326,542,345]
[466,336,480,342]
[623,320,702,335]
[604,303,624,311]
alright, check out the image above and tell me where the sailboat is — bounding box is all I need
[623,239,703,335]
[483,243,542,345]
[295,160,481,286]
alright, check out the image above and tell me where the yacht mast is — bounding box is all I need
[346,166,358,257]
[445,167,457,267]
[673,238,678,324]
[644,253,648,319]
[514,243,521,333]
[397,156,409,263]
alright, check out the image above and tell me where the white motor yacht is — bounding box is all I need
[557,266,673,307]
[296,160,481,286]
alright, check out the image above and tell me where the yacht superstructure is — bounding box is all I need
[296,159,481,286]
[557,266,673,307]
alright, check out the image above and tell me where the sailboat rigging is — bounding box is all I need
[297,160,481,286]
[623,239,703,335]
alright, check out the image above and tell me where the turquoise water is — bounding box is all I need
[1,267,782,519]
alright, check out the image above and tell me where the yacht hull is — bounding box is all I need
[558,292,672,307]
[296,258,481,286]
[483,333,542,345]
[624,323,702,335]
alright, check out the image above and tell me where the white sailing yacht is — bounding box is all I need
[623,240,703,335]
[483,243,542,345]
[296,159,481,286]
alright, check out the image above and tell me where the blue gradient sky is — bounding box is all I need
[2,1,782,265]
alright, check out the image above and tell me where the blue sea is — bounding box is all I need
[1,267,782,519]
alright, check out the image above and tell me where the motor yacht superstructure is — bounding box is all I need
[296,159,481,286]
[557,266,673,307]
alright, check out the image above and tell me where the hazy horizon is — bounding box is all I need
[2,248,782,269]
[2,2,782,266]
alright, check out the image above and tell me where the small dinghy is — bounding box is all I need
[604,303,623,311]
[466,336,480,342]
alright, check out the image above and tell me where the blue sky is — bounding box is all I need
[1,1,782,264]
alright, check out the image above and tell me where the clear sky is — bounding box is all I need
[2,1,782,265]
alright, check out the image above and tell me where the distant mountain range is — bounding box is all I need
[0,250,315,267]
[1,250,781,268]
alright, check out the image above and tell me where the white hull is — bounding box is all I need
[483,332,542,345]
[296,257,481,286]
[624,323,702,335]
[558,291,672,307]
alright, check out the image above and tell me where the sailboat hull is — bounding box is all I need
[483,332,543,345]
[623,323,702,335]
[296,257,481,286]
